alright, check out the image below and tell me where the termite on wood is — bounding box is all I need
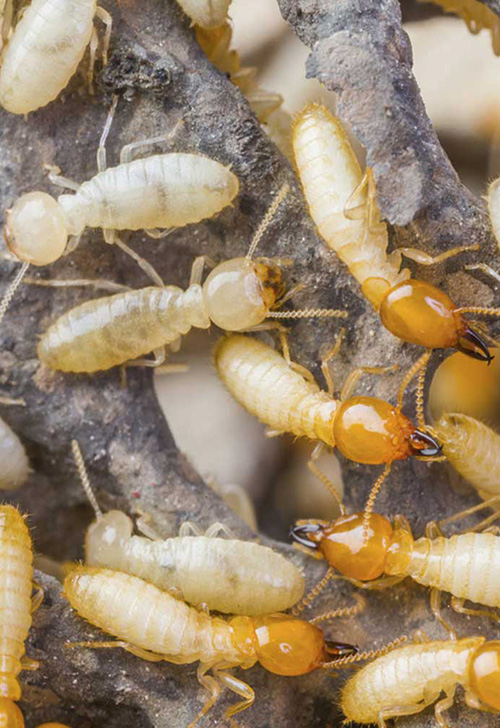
[71,440,305,615]
[293,103,495,364]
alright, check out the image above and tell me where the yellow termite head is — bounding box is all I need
[4,192,68,266]
[84,510,133,566]
[379,279,492,362]
[203,257,285,330]
[251,614,357,675]
[0,699,24,728]
[469,641,500,711]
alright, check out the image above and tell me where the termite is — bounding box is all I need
[71,440,305,615]
[0,505,44,728]
[0,416,29,490]
[175,0,230,29]
[0,95,239,324]
[293,103,495,364]
[292,497,500,636]
[340,635,500,725]
[36,184,346,372]
[63,566,358,726]
[423,0,500,55]
[0,0,112,114]
[215,333,441,528]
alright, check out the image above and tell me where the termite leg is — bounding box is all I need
[320,328,346,396]
[178,521,204,537]
[64,233,83,255]
[435,690,456,728]
[429,588,457,640]
[341,363,398,402]
[23,276,131,293]
[339,574,405,591]
[278,331,317,384]
[217,671,255,719]
[466,263,500,285]
[1,0,13,42]
[103,229,165,287]
[95,6,113,67]
[119,122,184,165]
[264,427,284,438]
[135,511,163,541]
[450,596,500,623]
[196,602,210,615]
[67,640,165,661]
[144,228,173,240]
[464,691,498,714]
[430,495,500,535]
[44,164,81,192]
[190,255,217,287]
[125,347,167,369]
[308,442,345,514]
[377,701,433,726]
[87,25,99,91]
[167,586,185,601]
[188,664,222,728]
[274,282,307,308]
[343,170,369,222]
[20,656,39,671]
[398,244,479,266]
[31,582,44,613]
[97,95,119,173]
[204,522,235,539]
[393,513,412,533]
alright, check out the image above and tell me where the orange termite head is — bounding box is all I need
[252,614,357,676]
[291,513,393,581]
[469,641,500,711]
[379,279,491,363]
[332,396,441,464]
[0,698,24,727]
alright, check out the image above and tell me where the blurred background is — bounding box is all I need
[156,0,500,540]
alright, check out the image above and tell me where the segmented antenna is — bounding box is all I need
[71,440,102,520]
[322,635,408,669]
[362,462,392,539]
[292,568,335,616]
[267,308,347,319]
[0,261,29,325]
[246,183,289,261]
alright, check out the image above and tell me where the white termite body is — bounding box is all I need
[175,0,231,28]
[0,0,101,114]
[0,418,29,490]
[293,103,409,310]
[85,510,305,614]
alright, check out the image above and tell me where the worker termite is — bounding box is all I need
[215,333,441,529]
[0,505,44,728]
[422,0,500,55]
[292,497,500,636]
[63,566,358,726]
[340,635,500,725]
[175,0,231,29]
[293,103,495,363]
[36,184,346,372]
[0,95,239,324]
[0,0,112,114]
[72,439,305,615]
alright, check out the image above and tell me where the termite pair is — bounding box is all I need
[293,103,499,365]
[0,0,112,114]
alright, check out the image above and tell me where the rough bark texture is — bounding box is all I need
[1,0,499,726]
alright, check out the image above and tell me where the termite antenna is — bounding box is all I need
[322,635,408,669]
[291,568,335,616]
[310,593,366,624]
[397,349,431,411]
[362,462,392,539]
[71,439,103,520]
[245,183,289,261]
[0,261,29,325]
[267,308,347,320]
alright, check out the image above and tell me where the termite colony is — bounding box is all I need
[2,0,500,726]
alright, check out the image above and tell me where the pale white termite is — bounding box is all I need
[71,439,305,614]
[340,636,500,725]
[0,505,43,727]
[0,95,240,324]
[63,566,357,725]
[0,0,112,114]
[36,185,346,372]
[175,0,231,28]
[0,416,29,490]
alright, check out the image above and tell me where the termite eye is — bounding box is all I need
[408,429,442,458]
[5,192,68,266]
[455,326,493,363]
[469,641,500,711]
[254,614,328,676]
[0,698,24,728]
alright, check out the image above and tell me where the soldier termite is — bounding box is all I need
[215,334,441,532]
[0,505,44,728]
[0,95,239,324]
[292,497,500,636]
[339,635,500,725]
[0,0,112,114]
[72,439,305,615]
[63,566,358,726]
[175,0,231,29]
[422,0,500,56]
[36,185,347,373]
[293,103,495,364]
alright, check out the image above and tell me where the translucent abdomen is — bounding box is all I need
[63,567,242,666]
[0,506,33,701]
[0,0,96,114]
[58,154,239,235]
[38,285,210,372]
[408,533,500,607]
[215,335,338,446]
[0,419,29,491]
[87,535,305,615]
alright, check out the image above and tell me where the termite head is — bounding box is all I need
[291,513,393,581]
[469,641,500,711]
[333,396,441,464]
[203,257,285,330]
[0,698,24,728]
[85,510,133,566]
[252,614,356,675]
[379,279,491,362]
[4,192,68,266]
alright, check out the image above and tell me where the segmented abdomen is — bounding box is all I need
[0,419,29,491]
[436,413,500,498]
[38,285,209,372]
[341,638,479,724]
[293,104,409,309]
[60,154,239,234]
[63,566,241,666]
[0,0,96,114]
[0,506,33,700]
[215,335,338,446]
[408,533,500,606]
[89,535,305,615]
